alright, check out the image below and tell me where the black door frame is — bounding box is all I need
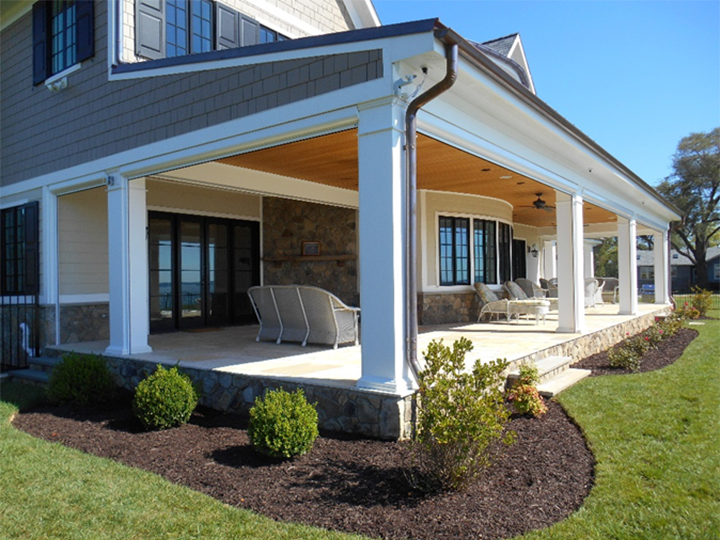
[148,211,260,333]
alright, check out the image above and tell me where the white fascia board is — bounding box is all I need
[158,163,359,208]
[109,31,432,81]
[0,1,31,33]
[2,75,390,198]
[421,57,678,226]
[340,0,381,29]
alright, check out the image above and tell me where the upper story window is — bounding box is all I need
[136,0,288,61]
[1,203,39,296]
[33,0,94,85]
[439,216,513,287]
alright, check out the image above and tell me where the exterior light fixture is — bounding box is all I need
[528,244,539,258]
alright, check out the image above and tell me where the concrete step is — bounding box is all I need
[507,356,573,385]
[28,356,61,373]
[537,368,591,397]
[8,368,50,387]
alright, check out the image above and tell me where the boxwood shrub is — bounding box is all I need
[132,364,199,431]
[48,352,116,405]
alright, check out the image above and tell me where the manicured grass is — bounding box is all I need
[0,381,368,540]
[519,311,720,540]
[1,315,718,539]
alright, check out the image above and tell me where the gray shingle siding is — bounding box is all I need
[1,2,383,188]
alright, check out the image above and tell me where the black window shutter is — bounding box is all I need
[136,0,165,59]
[75,0,94,63]
[32,1,49,85]
[23,202,40,296]
[240,15,259,47]
[216,3,239,49]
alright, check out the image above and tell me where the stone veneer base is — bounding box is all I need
[100,355,415,441]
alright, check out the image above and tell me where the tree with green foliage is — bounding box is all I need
[656,128,720,289]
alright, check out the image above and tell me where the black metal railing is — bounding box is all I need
[1,295,40,372]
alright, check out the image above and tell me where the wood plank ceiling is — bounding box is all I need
[218,129,616,228]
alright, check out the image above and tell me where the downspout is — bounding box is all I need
[405,30,459,379]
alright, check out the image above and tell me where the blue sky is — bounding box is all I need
[372,0,720,187]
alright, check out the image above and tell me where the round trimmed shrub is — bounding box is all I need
[48,352,116,405]
[248,388,319,459]
[132,365,199,431]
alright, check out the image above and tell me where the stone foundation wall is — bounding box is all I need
[263,198,358,306]
[419,292,478,325]
[59,303,110,344]
[103,355,415,440]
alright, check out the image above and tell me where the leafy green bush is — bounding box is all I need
[659,312,685,337]
[677,301,701,320]
[642,323,664,348]
[248,388,319,459]
[48,352,116,405]
[132,365,199,431]
[690,286,712,317]
[608,344,641,372]
[507,363,547,418]
[411,338,515,492]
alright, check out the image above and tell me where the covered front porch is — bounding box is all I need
[48,302,670,438]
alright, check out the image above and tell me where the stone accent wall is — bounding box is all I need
[263,197,358,306]
[419,292,479,325]
[59,303,110,344]
[103,355,415,440]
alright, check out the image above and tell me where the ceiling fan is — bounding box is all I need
[521,193,555,212]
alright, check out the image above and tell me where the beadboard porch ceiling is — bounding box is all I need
[216,129,617,229]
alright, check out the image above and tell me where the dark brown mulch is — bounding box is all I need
[14,397,592,540]
[12,327,697,540]
[573,327,698,377]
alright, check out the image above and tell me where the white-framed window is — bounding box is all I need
[640,267,655,280]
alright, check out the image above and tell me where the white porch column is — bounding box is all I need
[105,175,152,355]
[654,229,670,304]
[543,240,556,279]
[555,192,585,333]
[617,216,638,315]
[584,239,596,278]
[355,98,413,394]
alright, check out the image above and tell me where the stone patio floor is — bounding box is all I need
[51,302,670,392]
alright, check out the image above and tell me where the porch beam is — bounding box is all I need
[555,192,585,333]
[106,176,152,356]
[355,98,414,395]
[617,216,639,315]
[654,229,670,304]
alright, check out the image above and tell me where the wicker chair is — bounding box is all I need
[248,285,360,349]
[515,278,547,299]
[475,283,550,324]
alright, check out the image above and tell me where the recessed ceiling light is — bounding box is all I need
[500,175,512,179]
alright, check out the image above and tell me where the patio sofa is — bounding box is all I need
[247,285,360,349]
[475,282,551,324]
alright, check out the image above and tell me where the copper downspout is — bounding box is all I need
[405,31,459,379]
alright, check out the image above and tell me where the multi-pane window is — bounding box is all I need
[1,203,39,296]
[439,217,470,286]
[473,219,496,284]
[259,25,289,44]
[439,216,513,286]
[640,267,655,280]
[51,0,77,74]
[191,0,213,53]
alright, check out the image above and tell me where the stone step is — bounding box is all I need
[8,368,50,387]
[28,356,62,373]
[537,368,591,397]
[507,356,573,385]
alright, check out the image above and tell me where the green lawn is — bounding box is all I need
[1,314,718,540]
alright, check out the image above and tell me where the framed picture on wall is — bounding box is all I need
[302,241,321,256]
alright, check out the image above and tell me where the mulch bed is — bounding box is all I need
[573,327,697,377]
[12,327,698,540]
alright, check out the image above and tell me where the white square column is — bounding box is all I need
[355,98,413,394]
[555,192,585,333]
[543,240,556,279]
[654,230,670,304]
[617,216,638,315]
[106,176,152,356]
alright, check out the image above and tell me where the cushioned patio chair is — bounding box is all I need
[474,282,512,322]
[475,282,550,324]
[539,278,558,298]
[515,278,547,299]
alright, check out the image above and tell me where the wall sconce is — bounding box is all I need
[528,244,539,258]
